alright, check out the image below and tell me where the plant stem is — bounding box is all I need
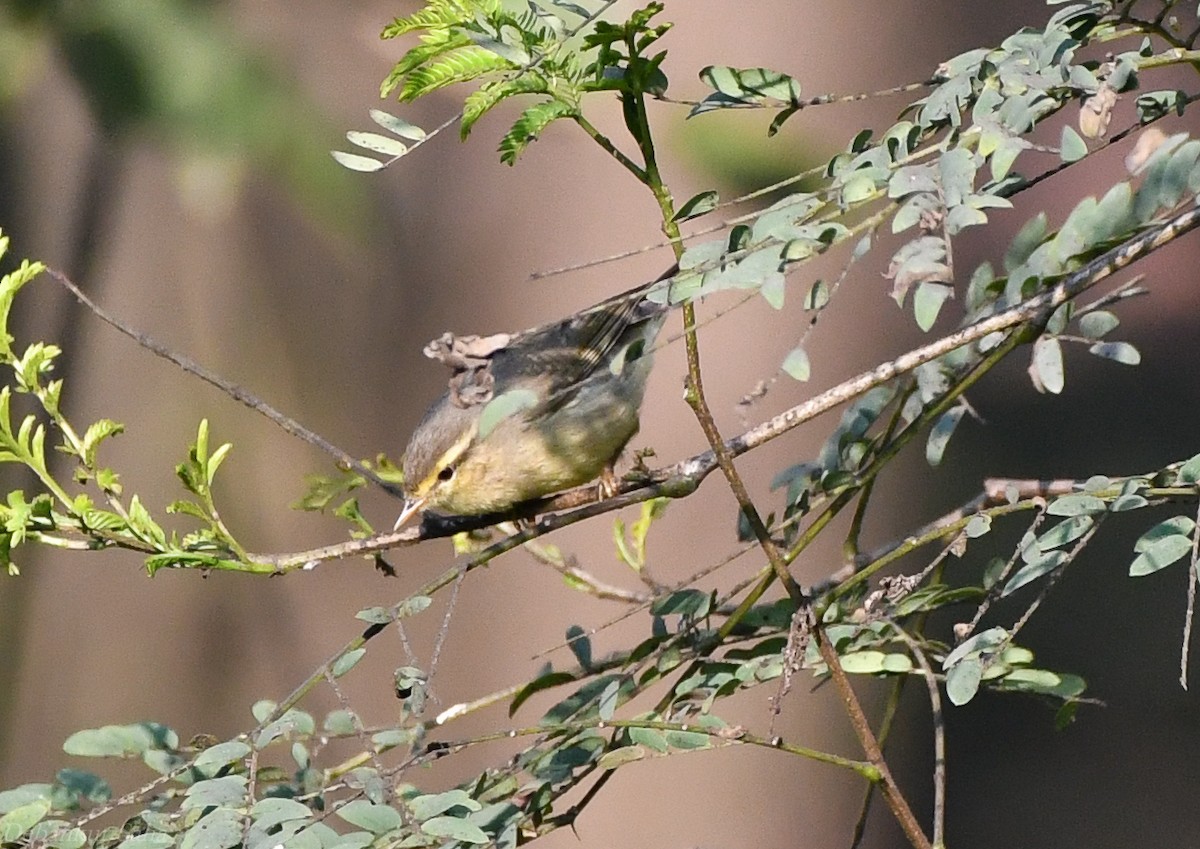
[616,71,930,848]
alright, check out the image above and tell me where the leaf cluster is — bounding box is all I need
[0,238,254,576]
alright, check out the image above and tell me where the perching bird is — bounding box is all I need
[395,271,675,527]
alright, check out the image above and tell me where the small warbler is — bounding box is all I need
[395,273,673,528]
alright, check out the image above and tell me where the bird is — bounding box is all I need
[394,271,675,528]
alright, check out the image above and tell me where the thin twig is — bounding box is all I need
[962,507,1049,639]
[887,621,946,848]
[45,268,404,498]
[427,561,469,688]
[1008,517,1104,644]
[1181,498,1200,688]
[652,78,934,110]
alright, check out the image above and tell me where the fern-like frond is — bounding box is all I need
[498,99,578,165]
[400,46,516,101]
[461,75,553,138]
[503,7,561,49]
[381,0,500,39]
[381,31,476,98]
[386,32,475,95]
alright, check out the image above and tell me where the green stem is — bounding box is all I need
[620,70,928,849]
[572,114,647,183]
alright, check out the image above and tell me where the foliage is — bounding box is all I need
[8,1,1200,848]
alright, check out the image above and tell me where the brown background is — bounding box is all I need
[2,2,1200,846]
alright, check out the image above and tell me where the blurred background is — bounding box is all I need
[2,1,1200,846]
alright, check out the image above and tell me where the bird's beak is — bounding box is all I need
[393,496,426,531]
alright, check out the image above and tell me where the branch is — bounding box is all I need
[44,268,405,499]
[239,198,1200,572]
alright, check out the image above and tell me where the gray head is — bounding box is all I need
[402,393,478,499]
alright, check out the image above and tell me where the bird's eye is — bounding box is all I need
[437,466,455,482]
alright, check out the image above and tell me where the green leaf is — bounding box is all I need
[1137,518,1195,551]
[1031,337,1064,394]
[1130,533,1193,576]
[117,834,176,849]
[1110,493,1148,512]
[945,658,983,705]
[193,741,250,773]
[913,282,954,331]
[966,514,992,538]
[629,725,669,753]
[461,75,551,137]
[1037,515,1094,550]
[1002,550,1068,596]
[63,723,177,758]
[250,798,313,830]
[1005,212,1048,271]
[509,670,576,717]
[926,405,966,466]
[943,626,1007,669]
[332,648,366,677]
[346,131,408,157]
[598,678,620,720]
[323,709,357,736]
[330,151,385,172]
[182,777,247,810]
[0,785,51,815]
[0,800,50,842]
[255,708,314,748]
[1078,310,1119,339]
[180,809,242,849]
[79,419,124,467]
[396,595,433,618]
[1178,454,1200,484]
[369,109,427,140]
[996,667,1068,695]
[597,745,646,769]
[759,274,786,309]
[839,651,912,674]
[410,790,480,821]
[566,625,592,668]
[804,280,830,310]
[1059,125,1088,162]
[336,801,403,834]
[614,496,668,571]
[651,588,712,618]
[1046,493,1106,516]
[663,729,710,750]
[698,66,800,102]
[990,136,1027,181]
[34,822,87,849]
[540,675,626,724]
[672,190,719,222]
[1087,341,1140,365]
[464,33,531,67]
[888,165,937,198]
[1135,89,1185,123]
[401,45,514,101]
[206,442,231,484]
[499,99,578,165]
[372,729,412,749]
[781,347,810,381]
[421,815,489,844]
